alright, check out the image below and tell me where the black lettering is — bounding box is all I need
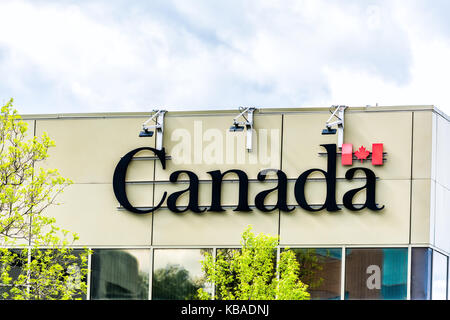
[343,167,384,211]
[294,144,340,212]
[207,169,251,212]
[255,170,294,212]
[167,170,205,213]
[113,147,166,214]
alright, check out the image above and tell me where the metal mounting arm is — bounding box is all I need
[322,105,347,149]
[139,109,166,150]
[229,106,257,152]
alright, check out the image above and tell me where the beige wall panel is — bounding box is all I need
[280,179,410,245]
[25,120,35,133]
[43,183,153,246]
[284,179,385,207]
[125,183,155,208]
[23,120,35,138]
[153,180,278,207]
[35,118,156,184]
[435,115,450,189]
[434,183,450,253]
[282,112,412,180]
[429,180,436,247]
[154,114,282,181]
[152,208,279,246]
[431,113,437,182]
[410,179,432,244]
[125,160,159,182]
[412,111,433,179]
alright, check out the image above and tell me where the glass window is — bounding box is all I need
[345,248,408,300]
[42,248,88,300]
[411,247,432,300]
[217,248,240,257]
[90,249,150,300]
[291,248,342,300]
[213,248,278,300]
[152,249,212,300]
[448,258,450,300]
[432,250,448,300]
[1,248,88,300]
[0,249,27,299]
[63,249,89,300]
[216,248,243,271]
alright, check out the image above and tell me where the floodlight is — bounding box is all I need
[229,123,245,132]
[321,127,337,135]
[139,128,154,137]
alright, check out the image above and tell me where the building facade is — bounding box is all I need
[21,105,450,300]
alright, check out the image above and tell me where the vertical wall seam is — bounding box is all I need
[277,114,284,244]
[151,136,157,247]
[212,248,217,300]
[407,245,412,300]
[149,247,154,300]
[29,120,37,246]
[341,246,346,300]
[86,248,92,300]
[447,255,449,300]
[149,135,157,299]
[409,112,414,244]
[151,158,156,247]
[430,250,434,299]
[433,115,438,247]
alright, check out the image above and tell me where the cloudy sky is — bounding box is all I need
[0,0,450,115]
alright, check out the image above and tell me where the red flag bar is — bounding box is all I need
[342,143,353,165]
[372,143,384,165]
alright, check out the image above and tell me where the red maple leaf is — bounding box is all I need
[354,146,370,163]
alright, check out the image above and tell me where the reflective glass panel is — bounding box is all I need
[215,248,278,299]
[291,248,342,300]
[64,249,89,300]
[42,248,88,300]
[90,249,150,300]
[0,249,27,299]
[1,248,88,300]
[411,247,432,300]
[448,259,450,300]
[432,250,448,300]
[345,248,408,300]
[152,249,212,300]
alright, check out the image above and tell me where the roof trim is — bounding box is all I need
[19,105,438,120]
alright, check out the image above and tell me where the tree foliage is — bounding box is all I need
[197,226,310,300]
[0,98,89,300]
[294,248,328,291]
[153,264,204,300]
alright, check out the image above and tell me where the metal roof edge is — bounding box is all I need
[18,105,440,120]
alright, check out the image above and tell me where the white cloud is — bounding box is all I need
[324,0,450,115]
[0,0,449,116]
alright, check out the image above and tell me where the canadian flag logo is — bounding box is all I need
[341,143,384,166]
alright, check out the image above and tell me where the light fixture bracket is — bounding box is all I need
[323,105,347,149]
[140,109,166,150]
[230,106,257,152]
